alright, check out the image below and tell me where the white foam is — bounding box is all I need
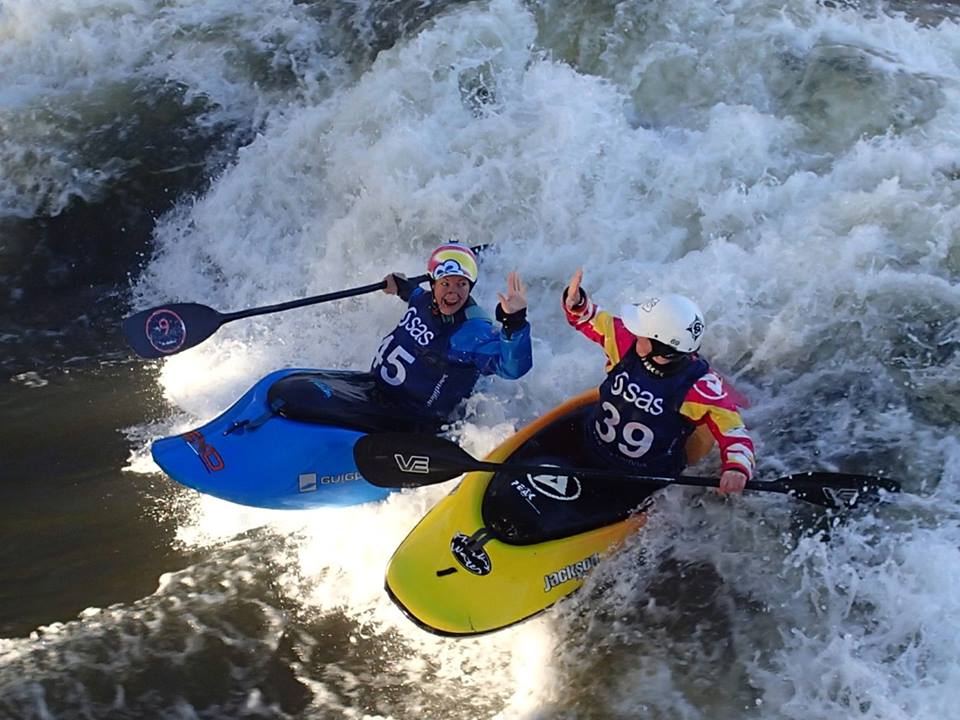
[0,0,356,217]
[116,0,960,715]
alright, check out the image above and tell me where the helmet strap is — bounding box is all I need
[638,347,691,377]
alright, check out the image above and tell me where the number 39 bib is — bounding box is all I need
[588,350,709,475]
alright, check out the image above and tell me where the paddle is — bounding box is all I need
[123,245,489,358]
[353,433,901,511]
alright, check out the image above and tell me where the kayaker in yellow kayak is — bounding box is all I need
[563,269,754,493]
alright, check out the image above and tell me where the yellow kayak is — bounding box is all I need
[385,389,714,636]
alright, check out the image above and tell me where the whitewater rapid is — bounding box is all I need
[3,0,960,717]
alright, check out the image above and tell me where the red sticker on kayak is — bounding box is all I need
[182,430,225,473]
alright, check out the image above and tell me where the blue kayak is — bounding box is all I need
[151,369,437,509]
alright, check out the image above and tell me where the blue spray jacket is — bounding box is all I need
[372,285,532,420]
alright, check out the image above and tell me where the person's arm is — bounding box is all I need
[679,372,755,493]
[562,269,635,371]
[446,270,533,379]
[448,313,532,379]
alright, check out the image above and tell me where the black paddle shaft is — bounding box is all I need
[123,244,491,359]
[122,278,401,359]
[353,433,901,510]
[223,277,421,322]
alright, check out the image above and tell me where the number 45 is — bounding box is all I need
[373,335,415,386]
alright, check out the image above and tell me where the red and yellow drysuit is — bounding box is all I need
[565,292,755,480]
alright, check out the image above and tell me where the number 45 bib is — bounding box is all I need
[372,289,481,417]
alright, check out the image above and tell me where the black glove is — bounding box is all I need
[496,304,528,339]
[392,274,419,302]
[561,286,587,310]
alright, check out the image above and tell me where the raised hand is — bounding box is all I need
[497,271,528,314]
[565,269,584,310]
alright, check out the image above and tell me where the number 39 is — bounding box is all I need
[594,401,654,458]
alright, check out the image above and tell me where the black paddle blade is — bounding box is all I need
[760,472,901,510]
[122,302,225,359]
[354,433,478,488]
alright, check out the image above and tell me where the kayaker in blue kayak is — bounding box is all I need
[563,269,755,494]
[372,242,532,422]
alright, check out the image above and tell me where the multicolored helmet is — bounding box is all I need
[620,294,706,355]
[427,242,479,283]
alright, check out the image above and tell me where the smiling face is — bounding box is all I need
[433,275,472,315]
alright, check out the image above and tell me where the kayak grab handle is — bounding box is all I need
[224,398,285,435]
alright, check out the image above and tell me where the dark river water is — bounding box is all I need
[3,0,960,718]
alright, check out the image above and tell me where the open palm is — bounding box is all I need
[498,271,527,314]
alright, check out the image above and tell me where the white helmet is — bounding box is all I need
[620,294,705,354]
